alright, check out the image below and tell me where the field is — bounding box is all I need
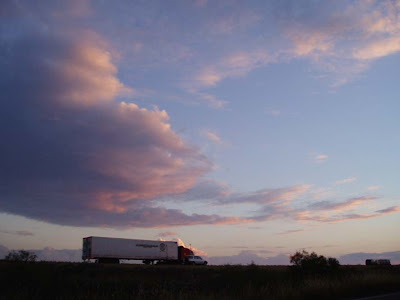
[1,261,399,299]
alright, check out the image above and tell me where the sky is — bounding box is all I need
[0,0,399,265]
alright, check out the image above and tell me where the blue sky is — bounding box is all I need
[0,0,399,263]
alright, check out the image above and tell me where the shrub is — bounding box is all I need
[5,250,37,262]
[290,250,340,272]
[327,257,340,269]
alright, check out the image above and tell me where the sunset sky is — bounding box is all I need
[0,0,399,264]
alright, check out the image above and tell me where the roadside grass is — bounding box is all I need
[1,261,399,299]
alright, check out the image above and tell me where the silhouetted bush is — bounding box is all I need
[290,250,340,272]
[328,257,340,270]
[5,250,37,262]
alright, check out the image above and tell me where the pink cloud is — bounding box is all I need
[0,26,258,228]
[202,129,224,145]
[353,37,400,60]
[191,50,274,89]
[216,185,311,206]
[280,1,400,84]
[197,93,229,108]
[295,204,400,224]
[287,29,334,57]
[308,196,377,212]
[194,67,222,87]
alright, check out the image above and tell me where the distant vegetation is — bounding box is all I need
[4,250,37,262]
[290,250,340,272]
[1,258,399,299]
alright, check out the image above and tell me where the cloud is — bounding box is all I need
[353,36,400,60]
[197,93,229,108]
[295,203,400,224]
[0,230,34,236]
[239,191,398,225]
[171,182,313,223]
[315,154,329,163]
[202,130,224,145]
[0,16,263,228]
[182,1,400,93]
[308,197,377,212]
[375,206,400,214]
[334,177,357,185]
[190,50,274,90]
[367,185,382,191]
[219,185,311,205]
[177,180,232,201]
[309,187,334,200]
[178,178,397,225]
[158,231,178,238]
[276,229,307,235]
[280,0,400,84]
[266,109,281,116]
[287,27,334,57]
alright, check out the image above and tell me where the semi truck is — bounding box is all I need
[82,236,194,264]
[365,259,391,265]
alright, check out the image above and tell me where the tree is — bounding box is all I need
[290,250,339,272]
[5,250,37,262]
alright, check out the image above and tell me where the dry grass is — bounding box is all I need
[0,261,399,299]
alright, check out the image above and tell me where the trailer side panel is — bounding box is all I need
[83,236,178,261]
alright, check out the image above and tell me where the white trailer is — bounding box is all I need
[82,236,180,264]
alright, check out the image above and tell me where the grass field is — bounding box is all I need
[1,261,399,299]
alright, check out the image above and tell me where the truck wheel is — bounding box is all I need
[204,261,208,265]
